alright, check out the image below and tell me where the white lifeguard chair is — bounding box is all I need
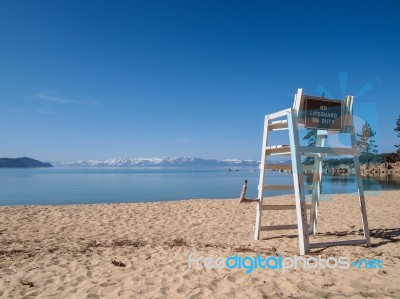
[254,88,371,255]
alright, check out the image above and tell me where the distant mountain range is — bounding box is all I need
[51,157,267,168]
[0,157,53,168]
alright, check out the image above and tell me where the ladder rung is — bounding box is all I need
[263,185,294,190]
[297,146,357,157]
[305,185,314,191]
[266,145,289,148]
[268,120,288,131]
[262,204,311,210]
[265,145,291,155]
[266,108,290,120]
[309,239,367,249]
[265,164,292,171]
[260,224,297,231]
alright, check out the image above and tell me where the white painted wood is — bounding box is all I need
[309,131,326,234]
[262,204,311,210]
[287,108,310,255]
[263,185,294,191]
[318,130,328,136]
[265,145,291,155]
[260,224,298,231]
[268,120,288,130]
[266,145,289,148]
[343,95,349,111]
[349,123,371,246]
[293,88,303,116]
[349,95,354,115]
[254,89,369,255]
[304,185,314,191]
[255,116,270,240]
[342,95,355,133]
[319,130,347,135]
[310,239,366,249]
[267,108,291,120]
[296,146,357,156]
[342,95,350,132]
[265,152,292,156]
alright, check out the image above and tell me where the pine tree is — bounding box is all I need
[357,121,378,172]
[394,115,400,155]
[303,129,317,165]
[303,129,317,147]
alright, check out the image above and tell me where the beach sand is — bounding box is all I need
[1,190,399,298]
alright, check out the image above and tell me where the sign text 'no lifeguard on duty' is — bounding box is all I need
[303,96,343,130]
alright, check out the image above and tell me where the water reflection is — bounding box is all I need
[304,174,400,194]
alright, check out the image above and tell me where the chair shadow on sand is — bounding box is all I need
[369,228,400,247]
[261,228,400,248]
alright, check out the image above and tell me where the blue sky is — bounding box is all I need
[1,0,399,161]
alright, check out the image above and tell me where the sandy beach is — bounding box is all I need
[1,190,399,298]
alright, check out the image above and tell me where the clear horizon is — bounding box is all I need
[1,1,399,161]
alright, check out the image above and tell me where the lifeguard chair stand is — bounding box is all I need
[254,88,371,255]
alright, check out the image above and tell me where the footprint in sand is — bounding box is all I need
[77,275,87,283]
[99,282,117,287]
[226,275,238,283]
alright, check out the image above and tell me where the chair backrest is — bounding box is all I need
[292,88,305,122]
[342,95,354,130]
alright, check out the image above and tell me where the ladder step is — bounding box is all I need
[265,145,291,155]
[263,185,294,190]
[268,120,288,131]
[296,146,357,157]
[262,204,312,210]
[265,147,356,158]
[305,185,314,191]
[309,239,367,249]
[260,224,297,231]
[265,163,292,171]
[266,145,289,148]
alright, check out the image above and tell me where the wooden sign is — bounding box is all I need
[304,96,342,130]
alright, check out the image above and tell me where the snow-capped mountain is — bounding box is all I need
[51,157,262,167]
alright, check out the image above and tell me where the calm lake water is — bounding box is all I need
[0,168,399,206]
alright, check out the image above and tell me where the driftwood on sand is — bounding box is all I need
[239,180,258,203]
